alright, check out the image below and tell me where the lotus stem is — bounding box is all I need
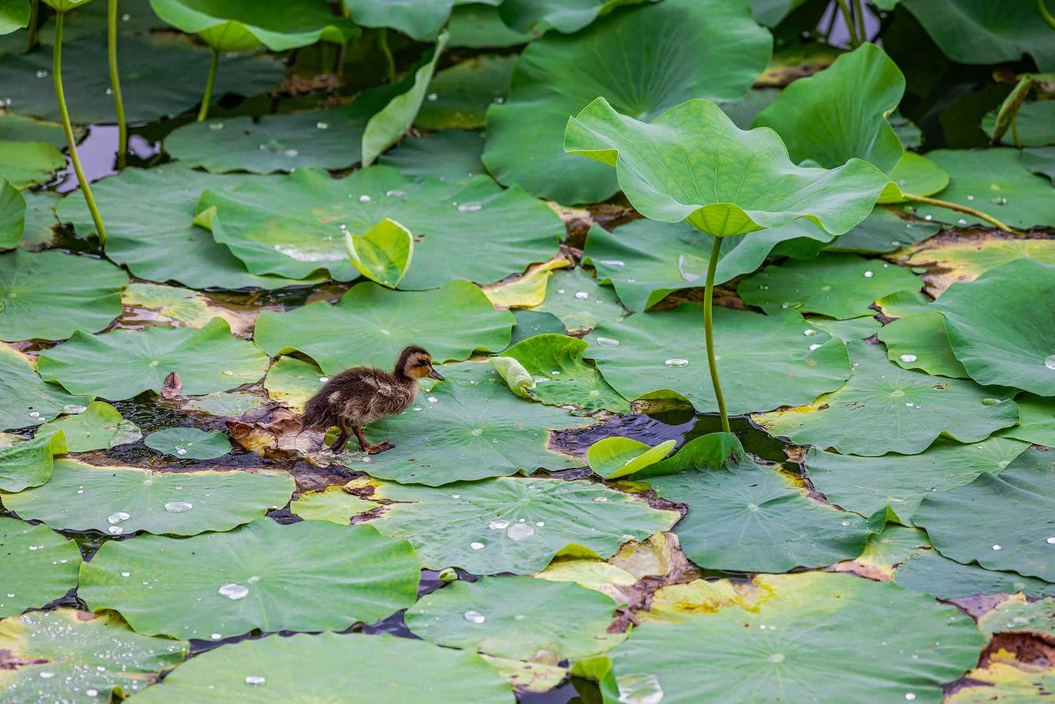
[704,236,730,433]
[1040,0,1055,31]
[25,0,39,52]
[853,0,867,43]
[107,0,127,169]
[197,47,219,122]
[834,0,860,47]
[1011,116,1021,148]
[54,12,108,246]
[378,27,395,82]
[901,193,1022,235]
[335,3,350,78]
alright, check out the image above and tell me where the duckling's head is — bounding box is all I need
[395,345,444,381]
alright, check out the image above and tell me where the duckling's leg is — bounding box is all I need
[331,418,351,453]
[354,426,393,455]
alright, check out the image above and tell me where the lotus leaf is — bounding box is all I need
[594,572,984,704]
[369,476,679,574]
[0,519,80,617]
[933,259,1055,396]
[56,165,305,290]
[586,305,852,415]
[0,610,188,704]
[805,438,1029,525]
[738,254,921,320]
[416,55,516,130]
[484,0,772,203]
[197,167,563,288]
[899,233,1055,297]
[0,250,128,341]
[747,0,809,26]
[256,281,512,375]
[345,218,413,288]
[507,310,566,347]
[337,362,590,485]
[491,333,629,413]
[0,140,65,189]
[0,0,28,34]
[0,34,282,123]
[914,449,1055,582]
[754,341,1020,456]
[877,311,968,378]
[978,594,1055,640]
[35,401,140,452]
[0,431,66,491]
[38,318,269,400]
[407,576,622,660]
[1024,146,1055,182]
[447,3,533,48]
[181,391,265,418]
[0,113,72,149]
[586,437,675,480]
[998,393,1055,446]
[945,661,1055,704]
[343,0,490,40]
[290,485,379,524]
[808,208,940,256]
[79,519,420,639]
[832,524,931,581]
[876,291,933,319]
[0,178,23,249]
[378,129,487,184]
[894,550,1055,600]
[125,632,514,704]
[807,315,881,343]
[144,427,231,460]
[263,356,322,412]
[149,0,357,52]
[0,344,91,431]
[3,459,293,535]
[121,282,253,334]
[497,0,657,34]
[983,101,1055,147]
[534,267,626,334]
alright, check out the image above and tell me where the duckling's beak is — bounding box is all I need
[427,368,445,381]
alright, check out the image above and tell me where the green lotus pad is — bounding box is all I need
[893,550,1055,600]
[1024,146,1055,182]
[0,610,188,704]
[0,250,128,341]
[565,97,888,237]
[256,281,512,375]
[592,572,984,704]
[345,218,414,288]
[876,311,969,378]
[900,232,1055,297]
[0,344,91,431]
[0,0,29,34]
[149,0,357,52]
[754,341,1020,456]
[0,140,65,189]
[263,356,323,412]
[0,430,66,491]
[3,459,294,536]
[904,149,1055,229]
[806,437,1030,525]
[807,315,881,343]
[378,129,487,184]
[406,576,623,660]
[416,54,516,131]
[35,401,141,453]
[342,0,478,40]
[0,34,283,123]
[498,0,659,33]
[998,393,1055,446]
[914,449,1055,583]
[983,101,1055,147]
[0,178,23,249]
[586,437,675,480]
[978,594,1055,640]
[0,518,81,618]
[336,362,590,486]
[56,165,305,290]
[197,166,563,288]
[367,476,679,575]
[586,305,852,415]
[121,282,252,333]
[946,661,1055,704]
[738,254,921,320]
[38,318,270,400]
[484,0,772,203]
[144,427,232,460]
[490,333,630,414]
[122,632,514,704]
[933,259,1055,396]
[290,485,379,524]
[534,267,626,334]
[447,3,533,48]
[78,519,421,640]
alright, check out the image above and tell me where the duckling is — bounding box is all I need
[301,346,444,454]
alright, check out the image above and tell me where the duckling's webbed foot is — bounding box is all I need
[330,431,350,453]
[365,441,393,455]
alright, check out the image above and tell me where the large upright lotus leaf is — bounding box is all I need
[342,0,486,40]
[905,149,1055,229]
[585,219,833,312]
[0,250,128,342]
[124,632,514,704]
[738,254,921,320]
[0,35,282,123]
[497,0,657,33]
[0,140,65,189]
[338,362,590,486]
[934,259,1055,396]
[149,0,356,51]
[416,55,516,131]
[567,97,889,237]
[914,449,1055,582]
[0,610,188,704]
[3,459,294,536]
[0,431,66,491]
[595,572,984,704]
[0,0,29,34]
[901,0,1055,71]
[406,576,622,660]
[983,102,1055,148]
[379,129,487,184]
[37,318,270,400]
[56,166,305,290]
[79,519,421,639]
[586,305,852,415]
[753,43,905,175]
[197,167,563,288]
[894,550,1055,600]
[447,3,533,48]
[491,333,630,414]
[145,427,232,460]
[369,476,679,574]
[805,438,1029,525]
[754,341,1020,456]
[256,281,512,375]
[1023,146,1055,182]
[35,401,140,452]
[0,179,23,250]
[645,457,881,573]
[0,519,81,618]
[483,0,772,203]
[534,267,626,335]
[877,311,969,379]
[899,233,1055,298]
[0,345,91,431]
